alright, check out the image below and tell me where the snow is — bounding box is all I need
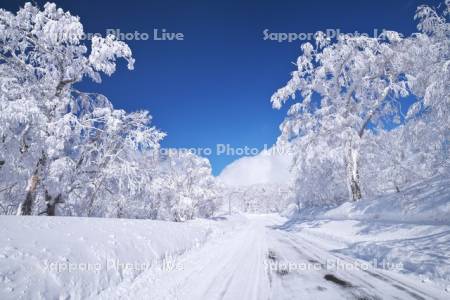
[1,211,449,299]
[0,215,244,299]
[322,176,450,225]
[283,175,450,289]
[282,219,450,288]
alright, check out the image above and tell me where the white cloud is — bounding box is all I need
[218,148,293,187]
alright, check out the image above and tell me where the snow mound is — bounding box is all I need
[324,176,450,224]
[293,176,450,225]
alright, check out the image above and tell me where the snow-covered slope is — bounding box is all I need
[292,176,450,225]
[282,176,450,289]
[0,215,246,299]
[323,176,450,225]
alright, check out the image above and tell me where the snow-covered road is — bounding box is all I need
[96,215,448,300]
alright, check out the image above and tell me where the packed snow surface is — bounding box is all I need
[1,211,449,299]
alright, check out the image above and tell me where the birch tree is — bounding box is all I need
[272,1,449,201]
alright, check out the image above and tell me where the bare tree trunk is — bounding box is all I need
[45,191,63,216]
[17,154,46,215]
[346,145,362,202]
[18,175,38,215]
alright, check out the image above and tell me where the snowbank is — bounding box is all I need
[283,176,450,288]
[288,219,450,287]
[323,176,450,225]
[0,215,244,299]
[293,176,450,225]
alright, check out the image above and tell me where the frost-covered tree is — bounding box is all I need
[362,114,449,196]
[0,2,223,221]
[63,106,165,218]
[223,184,293,213]
[155,150,221,221]
[272,1,449,202]
[0,2,165,216]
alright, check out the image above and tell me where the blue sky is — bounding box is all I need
[6,0,440,175]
